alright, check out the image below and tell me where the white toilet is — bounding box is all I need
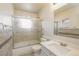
[31,37,48,56]
[32,44,41,56]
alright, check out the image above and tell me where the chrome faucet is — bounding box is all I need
[60,42,67,47]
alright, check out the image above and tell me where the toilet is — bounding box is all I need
[32,44,41,56]
[31,38,48,56]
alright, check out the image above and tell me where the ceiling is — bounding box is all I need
[14,3,48,13]
[54,3,79,14]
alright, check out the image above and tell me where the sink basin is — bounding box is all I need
[45,41,74,55]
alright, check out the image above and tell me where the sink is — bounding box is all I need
[41,36,79,56]
[45,41,74,55]
[41,39,78,55]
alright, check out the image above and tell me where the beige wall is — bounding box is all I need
[0,3,13,16]
[55,5,79,29]
[14,9,38,18]
[39,4,54,40]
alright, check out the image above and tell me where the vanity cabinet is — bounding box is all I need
[40,45,56,56]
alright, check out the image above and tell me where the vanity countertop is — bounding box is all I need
[40,36,79,56]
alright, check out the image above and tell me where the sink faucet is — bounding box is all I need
[60,42,67,47]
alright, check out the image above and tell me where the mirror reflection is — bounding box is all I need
[54,3,79,39]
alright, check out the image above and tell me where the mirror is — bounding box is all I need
[54,3,79,39]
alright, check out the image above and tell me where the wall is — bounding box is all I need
[39,4,54,40]
[55,5,79,29]
[0,3,13,16]
[14,9,38,18]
